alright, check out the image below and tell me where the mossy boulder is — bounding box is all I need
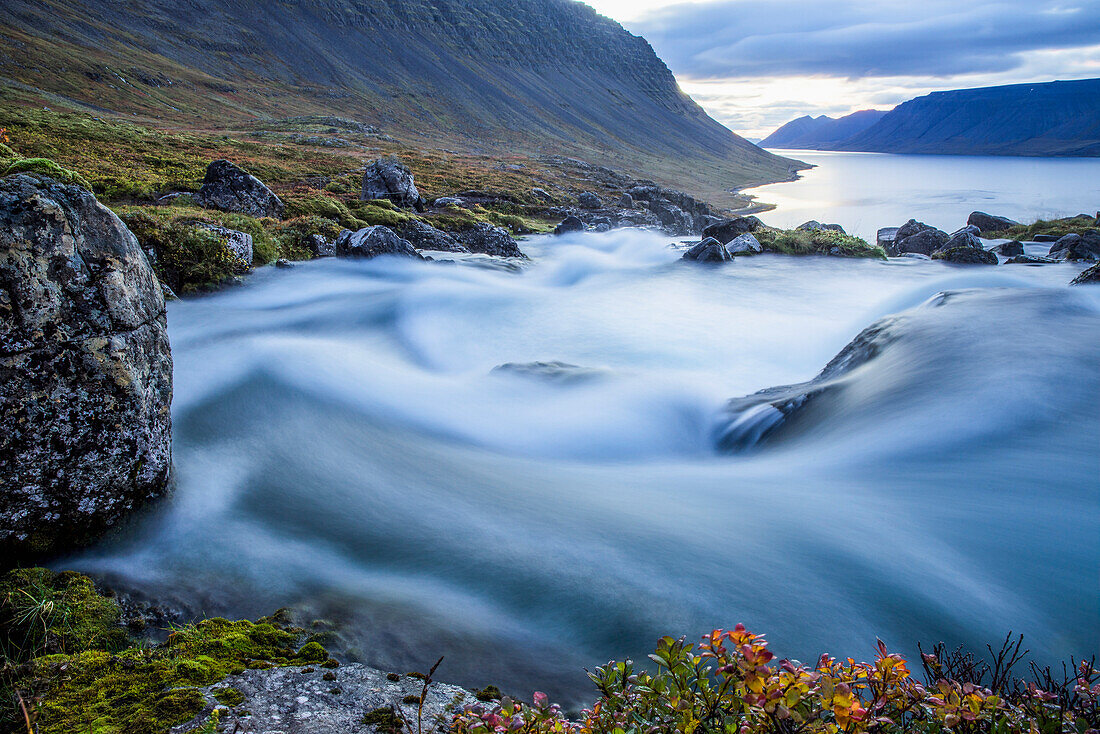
[4,157,92,190]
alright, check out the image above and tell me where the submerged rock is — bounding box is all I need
[682,237,732,263]
[0,174,172,560]
[967,211,1019,234]
[492,361,607,384]
[1004,255,1058,265]
[195,159,285,219]
[361,158,425,211]
[334,226,421,259]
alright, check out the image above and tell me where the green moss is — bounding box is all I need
[988,214,1098,240]
[0,568,127,663]
[119,210,244,293]
[296,641,327,663]
[363,706,405,731]
[212,685,245,707]
[476,685,502,702]
[402,694,421,704]
[754,227,886,259]
[4,157,92,190]
[346,198,411,227]
[0,141,15,162]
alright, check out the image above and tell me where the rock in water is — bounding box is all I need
[682,237,732,263]
[932,246,999,265]
[554,215,585,235]
[397,220,468,253]
[0,174,172,560]
[1070,262,1100,285]
[877,227,900,252]
[1049,231,1100,261]
[334,226,422,259]
[456,223,526,258]
[989,241,1024,257]
[727,232,763,255]
[195,159,285,219]
[361,159,425,211]
[702,216,764,245]
[893,219,949,256]
[967,211,1019,234]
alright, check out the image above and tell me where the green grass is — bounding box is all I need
[986,214,1099,240]
[753,227,887,259]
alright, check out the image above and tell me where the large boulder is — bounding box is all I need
[0,174,173,561]
[397,220,467,253]
[893,220,949,256]
[967,211,1019,234]
[577,191,601,209]
[554,215,585,235]
[334,226,421,259]
[455,223,525,258]
[682,237,732,263]
[361,159,425,211]
[195,159,285,219]
[702,216,764,245]
[1049,231,1100,261]
[937,230,984,254]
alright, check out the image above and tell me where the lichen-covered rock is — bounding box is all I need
[177,663,479,734]
[191,222,254,267]
[682,237,732,263]
[306,234,335,258]
[195,160,285,219]
[361,159,425,211]
[0,174,172,561]
[455,223,526,258]
[334,226,422,259]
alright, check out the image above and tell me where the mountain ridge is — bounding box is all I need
[759,110,887,150]
[0,0,802,204]
[760,78,1100,157]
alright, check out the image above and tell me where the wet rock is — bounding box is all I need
[936,230,984,254]
[682,237,732,263]
[893,220,949,256]
[967,211,1019,234]
[1070,261,1100,285]
[492,361,607,384]
[397,220,468,253]
[554,215,585,235]
[334,226,421,259]
[455,223,525,258]
[877,227,899,252]
[578,191,601,209]
[191,223,253,267]
[361,159,425,211]
[727,232,763,255]
[702,216,764,245]
[0,174,172,561]
[275,258,294,269]
[1049,231,1100,261]
[176,663,478,734]
[1005,255,1058,265]
[989,241,1024,257]
[195,159,285,219]
[1033,234,1062,242]
[932,246,998,265]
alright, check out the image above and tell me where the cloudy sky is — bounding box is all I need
[583,0,1100,138]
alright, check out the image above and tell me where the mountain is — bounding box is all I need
[0,0,801,201]
[762,79,1100,157]
[759,110,887,149]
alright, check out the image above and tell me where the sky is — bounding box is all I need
[582,0,1100,138]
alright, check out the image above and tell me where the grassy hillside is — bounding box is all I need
[0,0,803,205]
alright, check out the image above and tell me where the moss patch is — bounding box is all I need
[1,569,331,734]
[986,214,1099,240]
[212,685,245,707]
[4,157,93,190]
[754,227,886,259]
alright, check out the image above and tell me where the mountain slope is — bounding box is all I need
[759,110,886,149]
[0,0,801,201]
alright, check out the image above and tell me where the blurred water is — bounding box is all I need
[67,231,1100,703]
[748,151,1100,241]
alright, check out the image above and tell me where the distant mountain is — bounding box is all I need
[759,110,887,149]
[0,0,800,198]
[761,79,1100,157]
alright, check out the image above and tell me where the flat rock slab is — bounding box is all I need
[176,663,479,733]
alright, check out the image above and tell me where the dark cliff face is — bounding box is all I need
[0,0,798,193]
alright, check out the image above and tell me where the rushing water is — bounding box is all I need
[746,150,1100,241]
[67,229,1100,704]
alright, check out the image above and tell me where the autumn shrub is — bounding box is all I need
[452,626,1098,734]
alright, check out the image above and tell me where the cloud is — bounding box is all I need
[632,0,1100,79]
